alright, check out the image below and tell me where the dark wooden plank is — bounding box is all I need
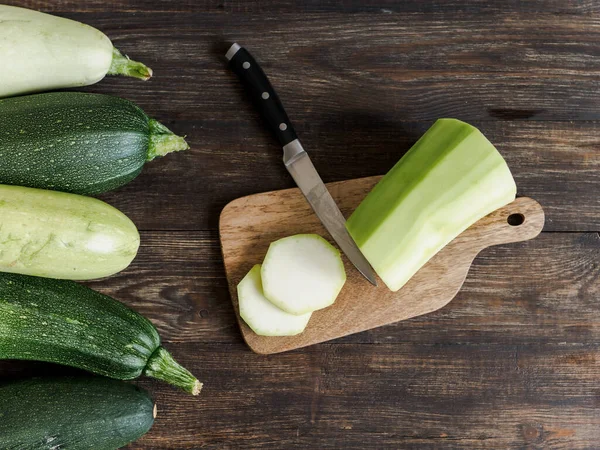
[4,341,598,449]
[129,342,600,449]
[90,120,600,232]
[84,230,240,344]
[1,3,599,449]
[16,231,593,445]
[1,11,599,231]
[12,0,600,14]
[56,12,600,124]
[76,231,600,347]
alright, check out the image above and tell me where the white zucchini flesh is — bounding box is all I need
[238,265,312,336]
[0,5,151,98]
[261,235,347,315]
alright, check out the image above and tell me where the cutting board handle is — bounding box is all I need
[459,197,545,252]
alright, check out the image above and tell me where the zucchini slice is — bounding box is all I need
[239,265,312,336]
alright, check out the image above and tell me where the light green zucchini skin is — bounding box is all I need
[0,272,201,395]
[0,92,188,195]
[346,118,517,292]
[0,376,155,450]
[0,5,152,98]
[0,184,139,280]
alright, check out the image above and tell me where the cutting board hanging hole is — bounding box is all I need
[508,213,525,226]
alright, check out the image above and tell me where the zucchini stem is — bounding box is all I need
[147,119,190,160]
[108,47,153,80]
[144,347,202,396]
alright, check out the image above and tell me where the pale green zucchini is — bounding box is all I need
[0,5,152,98]
[346,119,517,292]
[0,184,139,280]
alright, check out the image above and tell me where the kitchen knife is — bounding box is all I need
[226,43,377,286]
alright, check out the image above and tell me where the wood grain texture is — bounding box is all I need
[0,232,599,449]
[3,342,600,449]
[75,232,598,347]
[96,120,600,233]
[1,233,595,349]
[136,342,600,450]
[1,6,600,231]
[220,177,544,353]
[0,1,599,448]
[10,0,600,14]
[108,232,600,449]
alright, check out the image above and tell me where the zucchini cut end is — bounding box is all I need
[192,379,203,396]
[143,347,202,396]
[108,47,153,80]
[147,119,190,160]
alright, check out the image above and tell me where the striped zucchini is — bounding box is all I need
[0,272,201,395]
[0,92,188,195]
[0,376,156,450]
[0,184,139,280]
[0,5,152,98]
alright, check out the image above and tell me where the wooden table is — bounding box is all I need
[2,1,599,448]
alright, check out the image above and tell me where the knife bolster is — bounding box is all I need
[283,139,307,166]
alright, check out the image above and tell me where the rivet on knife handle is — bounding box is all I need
[226,43,298,147]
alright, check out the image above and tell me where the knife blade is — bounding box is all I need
[226,43,377,285]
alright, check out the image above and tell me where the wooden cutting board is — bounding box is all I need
[220,176,545,354]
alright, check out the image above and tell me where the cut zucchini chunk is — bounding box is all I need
[346,118,517,292]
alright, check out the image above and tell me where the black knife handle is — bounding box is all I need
[226,43,298,147]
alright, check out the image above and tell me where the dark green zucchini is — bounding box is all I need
[0,92,188,195]
[0,272,201,395]
[0,376,155,450]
